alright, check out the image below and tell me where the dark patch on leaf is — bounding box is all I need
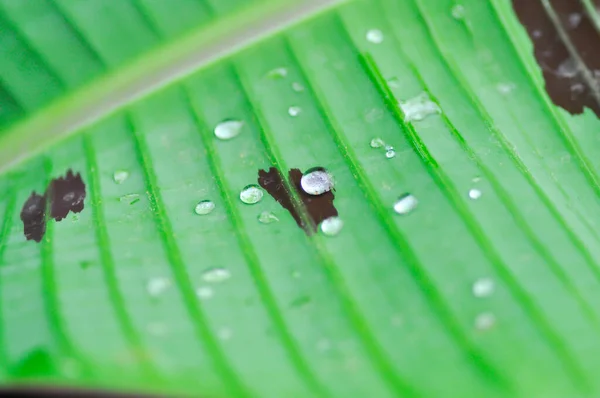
[512,0,600,117]
[258,167,338,235]
[20,192,47,243]
[20,170,86,243]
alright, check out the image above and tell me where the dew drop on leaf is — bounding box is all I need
[393,194,418,215]
[496,82,516,95]
[218,327,233,341]
[475,312,496,331]
[385,145,396,159]
[320,216,344,236]
[370,137,385,148]
[258,211,279,224]
[267,67,288,78]
[399,92,441,122]
[202,267,231,283]
[240,184,264,204]
[300,168,334,195]
[214,119,244,140]
[451,4,465,19]
[366,29,384,44]
[113,170,129,184]
[194,200,215,215]
[292,82,305,92]
[472,278,494,298]
[288,106,302,117]
[147,277,170,297]
[468,188,482,200]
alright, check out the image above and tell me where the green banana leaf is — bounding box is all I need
[1,0,600,397]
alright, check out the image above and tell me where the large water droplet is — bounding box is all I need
[267,67,288,78]
[288,106,302,117]
[472,278,494,298]
[202,267,231,283]
[240,184,263,204]
[366,29,384,44]
[370,137,385,148]
[113,170,129,184]
[292,82,305,92]
[475,312,496,331]
[214,120,244,140]
[468,189,482,200]
[320,216,344,236]
[393,194,418,215]
[451,4,465,19]
[258,211,279,224]
[399,92,441,122]
[194,200,215,215]
[300,168,334,195]
[196,286,214,300]
[147,277,170,297]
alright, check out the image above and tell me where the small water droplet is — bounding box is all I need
[571,83,585,96]
[240,184,263,204]
[568,13,582,29]
[385,149,396,159]
[364,108,384,123]
[267,67,288,78]
[320,216,343,236]
[451,4,465,19]
[468,189,482,200]
[472,176,481,183]
[472,278,495,298]
[119,193,140,205]
[366,29,384,44]
[218,327,233,341]
[475,312,496,331]
[113,170,129,184]
[202,267,231,283]
[63,192,75,201]
[196,286,214,299]
[370,138,386,148]
[557,58,578,78]
[258,211,279,224]
[399,92,441,122]
[387,77,401,88]
[288,106,302,117]
[496,82,516,94]
[300,167,334,195]
[393,194,418,215]
[532,29,542,39]
[147,277,170,297]
[292,82,305,92]
[194,200,215,215]
[214,119,244,140]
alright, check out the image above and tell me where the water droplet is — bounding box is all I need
[147,277,170,297]
[119,193,140,205]
[366,29,384,44]
[214,119,244,140]
[472,278,494,298]
[468,189,482,200]
[113,170,129,184]
[320,216,344,236]
[568,13,582,29]
[240,184,263,204]
[532,29,542,39]
[267,67,288,78]
[474,312,496,331]
[292,82,305,92]
[202,267,231,283]
[196,286,214,299]
[62,192,75,201]
[399,92,441,122]
[194,200,215,215]
[300,168,334,195]
[496,82,516,94]
[258,211,279,224]
[393,194,418,215]
[384,145,396,159]
[370,138,386,148]
[557,58,578,78]
[571,83,585,96]
[451,4,465,19]
[288,106,302,117]
[387,77,401,88]
[218,327,233,341]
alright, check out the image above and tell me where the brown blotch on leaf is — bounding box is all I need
[20,170,86,243]
[512,0,600,118]
[258,167,338,235]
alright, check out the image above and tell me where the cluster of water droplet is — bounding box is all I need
[370,137,396,159]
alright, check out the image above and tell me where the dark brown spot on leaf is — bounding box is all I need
[20,170,86,243]
[20,192,47,243]
[258,167,338,235]
[512,0,600,117]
